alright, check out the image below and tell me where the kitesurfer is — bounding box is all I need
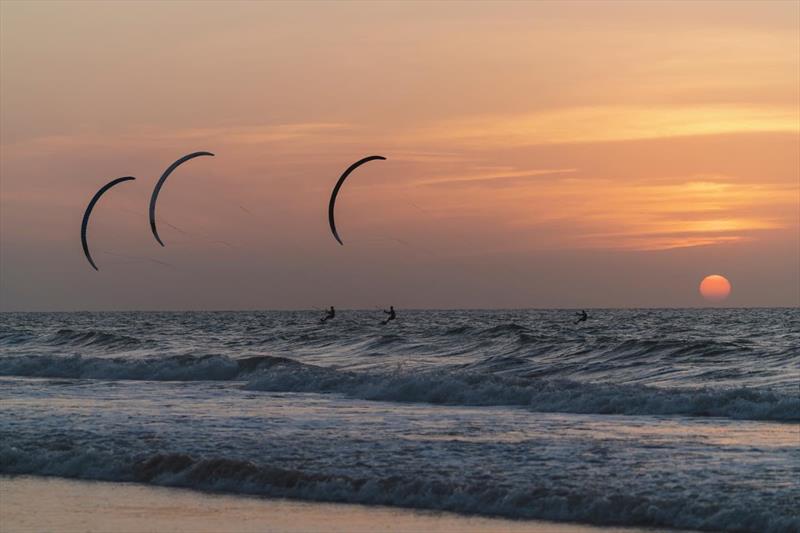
[381,306,396,325]
[574,310,588,325]
[320,306,336,323]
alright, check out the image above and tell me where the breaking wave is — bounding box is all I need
[0,353,795,421]
[244,363,800,422]
[1,447,796,533]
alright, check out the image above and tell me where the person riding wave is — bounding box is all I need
[381,306,396,325]
[574,309,588,325]
[320,306,335,323]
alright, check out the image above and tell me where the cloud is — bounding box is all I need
[413,104,800,147]
[1,122,355,157]
[416,168,577,188]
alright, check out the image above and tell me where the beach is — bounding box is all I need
[1,476,656,533]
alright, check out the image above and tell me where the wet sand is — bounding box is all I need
[0,476,666,533]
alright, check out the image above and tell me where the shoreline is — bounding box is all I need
[1,475,674,533]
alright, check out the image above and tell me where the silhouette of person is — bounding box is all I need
[574,310,588,325]
[381,306,396,325]
[320,306,335,323]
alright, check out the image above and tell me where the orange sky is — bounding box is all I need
[1,0,798,310]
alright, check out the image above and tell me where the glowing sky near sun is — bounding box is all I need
[1,0,798,310]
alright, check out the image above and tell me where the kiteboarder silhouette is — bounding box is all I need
[320,306,336,323]
[574,310,588,325]
[381,306,396,325]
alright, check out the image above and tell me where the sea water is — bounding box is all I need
[1,309,798,532]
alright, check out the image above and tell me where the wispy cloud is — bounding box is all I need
[1,122,355,156]
[503,175,795,250]
[413,104,800,147]
[416,168,577,187]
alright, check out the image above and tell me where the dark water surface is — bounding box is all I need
[1,309,798,531]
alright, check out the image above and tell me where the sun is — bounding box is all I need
[699,274,732,302]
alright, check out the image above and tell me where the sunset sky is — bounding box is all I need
[1,0,798,310]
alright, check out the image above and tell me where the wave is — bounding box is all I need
[595,338,747,361]
[245,364,800,422]
[0,331,36,346]
[3,316,797,371]
[1,447,796,533]
[0,353,796,421]
[444,325,472,335]
[46,328,145,350]
[0,354,286,382]
[480,323,530,336]
[0,327,146,351]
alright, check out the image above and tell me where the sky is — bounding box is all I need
[1,0,798,311]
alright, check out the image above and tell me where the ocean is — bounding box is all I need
[1,309,798,532]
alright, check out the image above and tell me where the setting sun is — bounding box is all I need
[699,274,732,302]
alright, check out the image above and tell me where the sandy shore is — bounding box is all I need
[0,475,663,533]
